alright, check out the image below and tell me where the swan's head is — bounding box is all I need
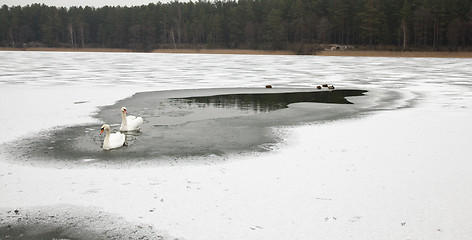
[100,124,110,135]
[121,107,127,114]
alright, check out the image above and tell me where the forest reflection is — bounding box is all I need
[175,90,367,113]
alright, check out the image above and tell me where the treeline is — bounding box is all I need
[1,0,472,52]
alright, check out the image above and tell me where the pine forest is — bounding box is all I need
[1,0,472,53]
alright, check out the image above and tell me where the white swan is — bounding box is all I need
[120,107,143,132]
[100,124,126,150]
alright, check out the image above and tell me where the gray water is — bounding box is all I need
[6,88,381,166]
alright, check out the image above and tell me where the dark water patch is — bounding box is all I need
[0,205,172,240]
[73,101,88,105]
[6,88,375,166]
[174,90,361,112]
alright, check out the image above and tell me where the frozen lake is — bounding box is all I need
[1,51,472,239]
[0,51,419,144]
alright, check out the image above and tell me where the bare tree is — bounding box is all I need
[68,24,75,48]
[401,18,408,51]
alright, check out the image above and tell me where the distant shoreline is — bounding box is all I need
[1,47,471,58]
[151,48,294,55]
[317,50,472,58]
[0,47,134,53]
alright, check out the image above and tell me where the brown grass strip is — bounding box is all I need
[152,48,295,55]
[317,50,472,58]
[0,47,133,52]
[2,47,472,58]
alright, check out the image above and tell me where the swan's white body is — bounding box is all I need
[120,107,143,132]
[100,124,126,150]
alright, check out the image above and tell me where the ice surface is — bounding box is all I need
[1,51,472,239]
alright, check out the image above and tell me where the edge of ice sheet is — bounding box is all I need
[0,204,174,240]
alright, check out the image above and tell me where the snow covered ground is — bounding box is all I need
[1,51,471,239]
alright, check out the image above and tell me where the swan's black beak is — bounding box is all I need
[100,128,104,135]
[124,109,127,114]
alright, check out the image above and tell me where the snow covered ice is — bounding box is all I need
[1,51,471,239]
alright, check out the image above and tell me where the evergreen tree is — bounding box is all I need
[1,0,472,51]
[359,0,387,47]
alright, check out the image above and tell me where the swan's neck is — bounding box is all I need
[103,129,110,147]
[121,111,128,128]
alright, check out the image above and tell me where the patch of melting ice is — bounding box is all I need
[4,87,403,166]
[0,205,170,240]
